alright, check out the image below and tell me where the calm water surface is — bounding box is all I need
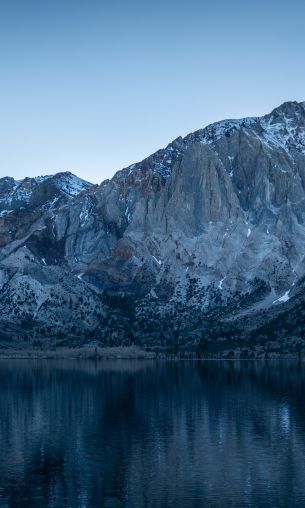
[0,360,304,507]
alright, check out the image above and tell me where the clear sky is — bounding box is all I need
[0,0,304,184]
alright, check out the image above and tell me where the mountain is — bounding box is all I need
[1,101,305,357]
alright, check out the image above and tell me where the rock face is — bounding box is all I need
[2,101,305,355]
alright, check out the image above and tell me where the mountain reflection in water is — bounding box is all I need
[0,360,304,507]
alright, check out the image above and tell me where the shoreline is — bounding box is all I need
[0,346,303,360]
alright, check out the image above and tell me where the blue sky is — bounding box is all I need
[0,0,304,183]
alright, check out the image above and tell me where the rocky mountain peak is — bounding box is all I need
[116,101,305,188]
[0,171,92,216]
[258,102,305,154]
[269,100,305,117]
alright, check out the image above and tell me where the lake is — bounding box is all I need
[0,360,304,507]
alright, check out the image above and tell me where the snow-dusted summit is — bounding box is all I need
[0,172,92,216]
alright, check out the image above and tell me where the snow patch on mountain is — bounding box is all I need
[54,173,92,197]
[273,290,290,304]
[260,116,305,154]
